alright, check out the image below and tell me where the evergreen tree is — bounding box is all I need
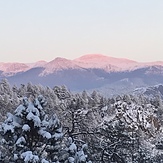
[0,95,63,162]
[0,95,92,163]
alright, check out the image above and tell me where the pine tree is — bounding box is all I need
[0,95,92,163]
[0,95,63,162]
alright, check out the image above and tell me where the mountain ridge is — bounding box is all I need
[1,54,163,75]
[1,54,163,94]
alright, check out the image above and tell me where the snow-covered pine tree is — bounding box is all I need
[0,78,12,96]
[0,95,92,163]
[0,95,63,162]
[18,84,27,97]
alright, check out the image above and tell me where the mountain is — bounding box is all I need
[40,57,83,76]
[133,84,163,99]
[0,62,29,76]
[1,54,163,94]
[74,54,138,71]
[30,60,47,68]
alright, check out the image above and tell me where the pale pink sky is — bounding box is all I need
[0,0,163,63]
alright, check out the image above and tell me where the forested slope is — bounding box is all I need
[0,79,163,162]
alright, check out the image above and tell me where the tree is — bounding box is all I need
[0,95,63,162]
[0,78,12,96]
[0,95,92,163]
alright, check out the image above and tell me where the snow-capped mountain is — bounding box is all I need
[0,62,30,76]
[40,57,83,76]
[1,54,163,75]
[1,54,163,93]
[74,54,138,71]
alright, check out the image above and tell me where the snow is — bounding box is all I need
[15,105,26,117]
[1,113,21,134]
[26,112,41,127]
[41,159,49,163]
[14,154,19,160]
[74,54,139,71]
[21,151,39,163]
[69,143,77,153]
[2,123,15,134]
[0,62,30,76]
[25,102,42,127]
[1,54,163,77]
[76,150,87,162]
[42,119,49,127]
[39,57,83,76]
[68,157,75,162]
[16,136,26,146]
[22,124,30,131]
[101,106,108,111]
[38,129,51,139]
[26,103,40,117]
[0,95,66,162]
[53,132,63,140]
[34,98,44,110]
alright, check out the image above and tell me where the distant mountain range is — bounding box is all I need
[1,54,163,95]
[133,84,163,99]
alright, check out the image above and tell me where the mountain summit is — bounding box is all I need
[40,57,82,76]
[1,54,163,75]
[1,54,163,93]
[74,54,138,71]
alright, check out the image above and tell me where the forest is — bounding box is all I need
[0,78,163,162]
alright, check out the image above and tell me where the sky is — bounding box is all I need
[0,0,163,63]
